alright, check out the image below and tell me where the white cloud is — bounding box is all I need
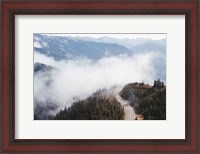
[34,52,160,115]
[34,51,65,68]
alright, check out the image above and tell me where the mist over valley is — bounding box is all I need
[34,34,166,120]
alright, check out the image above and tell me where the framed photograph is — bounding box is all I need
[1,0,199,153]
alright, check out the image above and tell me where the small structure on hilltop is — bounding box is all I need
[133,81,152,89]
[154,79,164,88]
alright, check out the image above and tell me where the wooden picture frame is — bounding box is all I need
[1,0,199,153]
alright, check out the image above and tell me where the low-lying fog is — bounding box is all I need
[34,50,165,117]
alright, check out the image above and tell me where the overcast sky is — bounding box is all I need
[40,33,166,40]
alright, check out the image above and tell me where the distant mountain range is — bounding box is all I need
[34,34,131,60]
[131,40,165,53]
[83,36,166,50]
[34,34,166,61]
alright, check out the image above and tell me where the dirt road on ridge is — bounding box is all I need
[115,94,136,120]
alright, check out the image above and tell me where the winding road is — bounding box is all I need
[115,94,136,120]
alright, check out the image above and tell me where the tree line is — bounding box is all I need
[54,92,124,120]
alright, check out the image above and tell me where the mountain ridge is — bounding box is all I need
[34,34,166,61]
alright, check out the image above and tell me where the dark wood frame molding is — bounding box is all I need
[0,0,199,153]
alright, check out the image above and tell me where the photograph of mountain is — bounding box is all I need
[34,33,166,120]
